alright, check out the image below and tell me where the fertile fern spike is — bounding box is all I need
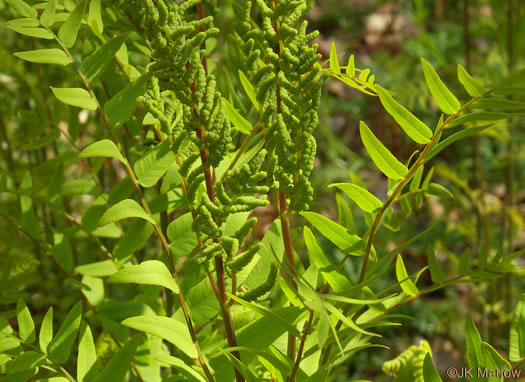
[382,340,432,382]
[239,0,326,212]
[238,263,278,302]
[117,1,274,296]
[231,1,264,76]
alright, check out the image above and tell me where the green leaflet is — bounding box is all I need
[457,64,486,97]
[134,140,176,187]
[50,87,97,110]
[227,294,301,336]
[121,316,197,359]
[21,129,60,151]
[303,226,351,293]
[425,124,493,163]
[330,42,341,74]
[52,232,73,274]
[423,353,442,382]
[4,351,45,373]
[427,249,445,284]
[0,338,20,353]
[447,112,518,128]
[166,212,198,258]
[39,308,53,354]
[222,97,252,134]
[5,0,37,18]
[238,70,260,110]
[331,183,383,213]
[322,293,392,305]
[335,193,357,234]
[58,0,86,48]
[481,342,511,374]
[81,275,104,306]
[92,335,141,382]
[81,34,127,83]
[466,316,484,368]
[40,0,57,26]
[473,98,525,110]
[75,260,117,277]
[79,139,127,165]
[113,220,154,262]
[77,322,97,382]
[359,121,409,180]
[87,0,103,35]
[457,248,471,276]
[48,302,83,364]
[301,211,365,255]
[346,55,356,77]
[375,85,432,144]
[18,171,40,240]
[324,303,378,337]
[107,260,179,294]
[14,49,71,66]
[98,199,155,226]
[155,355,206,382]
[421,58,460,114]
[509,294,525,362]
[426,183,454,199]
[5,25,54,39]
[103,73,150,129]
[6,18,39,27]
[395,255,419,296]
[160,162,182,193]
[187,277,221,326]
[410,165,424,192]
[16,299,35,343]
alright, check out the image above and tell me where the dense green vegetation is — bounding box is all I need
[0,0,524,381]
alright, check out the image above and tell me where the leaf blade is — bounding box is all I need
[121,316,197,359]
[98,199,155,226]
[81,34,127,83]
[457,64,486,97]
[50,87,97,110]
[222,97,252,134]
[421,58,460,114]
[14,49,71,66]
[78,139,126,165]
[58,0,86,48]
[134,140,176,188]
[330,42,340,74]
[359,121,409,179]
[107,260,179,294]
[16,299,35,343]
[92,336,140,382]
[331,183,383,213]
[5,0,37,18]
[77,322,97,382]
[509,294,525,362]
[103,73,150,129]
[48,302,83,364]
[39,308,53,354]
[395,255,419,296]
[303,226,351,293]
[375,85,432,144]
[301,211,365,255]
